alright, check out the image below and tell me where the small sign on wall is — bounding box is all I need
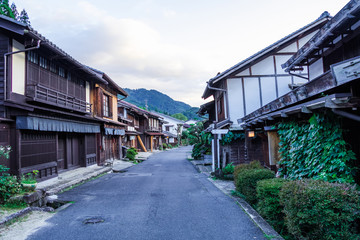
[331,56,360,85]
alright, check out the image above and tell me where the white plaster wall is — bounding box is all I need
[227,78,244,123]
[12,40,25,95]
[260,77,277,106]
[278,42,297,53]
[235,68,250,76]
[309,58,324,80]
[277,76,292,97]
[243,77,260,115]
[298,31,317,48]
[86,81,90,112]
[275,55,292,74]
[251,56,275,75]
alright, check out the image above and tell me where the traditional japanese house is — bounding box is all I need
[118,100,145,151]
[0,15,109,180]
[117,101,164,152]
[152,112,185,146]
[201,13,330,169]
[143,110,164,151]
[240,0,360,178]
[88,68,128,163]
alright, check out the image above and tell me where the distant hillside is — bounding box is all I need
[124,88,200,120]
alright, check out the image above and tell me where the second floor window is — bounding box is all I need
[50,62,57,73]
[103,94,112,117]
[28,51,38,64]
[59,67,66,78]
[39,56,47,69]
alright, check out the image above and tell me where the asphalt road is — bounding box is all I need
[27,146,266,240]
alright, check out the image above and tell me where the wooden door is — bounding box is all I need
[57,135,66,170]
[71,136,80,167]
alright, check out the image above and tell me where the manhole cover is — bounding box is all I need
[83,217,105,224]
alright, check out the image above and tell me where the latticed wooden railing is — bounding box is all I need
[27,84,92,113]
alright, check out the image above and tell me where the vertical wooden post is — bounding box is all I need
[150,136,153,152]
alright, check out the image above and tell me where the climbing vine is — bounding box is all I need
[277,112,357,183]
[220,131,244,145]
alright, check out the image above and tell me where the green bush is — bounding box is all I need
[222,163,234,175]
[233,160,263,185]
[256,178,287,235]
[126,147,138,161]
[280,179,360,240]
[0,165,22,204]
[162,143,168,149]
[236,168,275,205]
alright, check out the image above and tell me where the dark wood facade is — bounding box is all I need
[0,16,115,180]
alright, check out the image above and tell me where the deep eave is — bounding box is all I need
[283,0,360,71]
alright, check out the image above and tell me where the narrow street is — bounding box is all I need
[27,146,265,240]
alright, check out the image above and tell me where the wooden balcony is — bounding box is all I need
[27,84,92,113]
[146,127,161,132]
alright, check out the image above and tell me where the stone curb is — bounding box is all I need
[0,206,55,227]
[43,167,112,196]
[230,196,284,240]
[190,158,284,240]
[208,177,284,239]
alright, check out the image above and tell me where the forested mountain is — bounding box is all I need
[124,88,200,120]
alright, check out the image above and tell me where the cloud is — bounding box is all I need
[27,1,206,106]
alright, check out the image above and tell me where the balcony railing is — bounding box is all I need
[146,127,161,132]
[27,84,92,113]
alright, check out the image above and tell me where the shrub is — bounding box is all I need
[256,178,287,235]
[0,165,22,204]
[235,168,275,205]
[233,160,263,185]
[126,147,138,161]
[162,143,168,149]
[280,179,360,240]
[222,163,234,175]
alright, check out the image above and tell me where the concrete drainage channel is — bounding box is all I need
[0,196,73,226]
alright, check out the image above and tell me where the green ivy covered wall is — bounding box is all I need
[277,112,357,183]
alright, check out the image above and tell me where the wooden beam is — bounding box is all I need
[137,135,147,152]
[150,136,153,152]
[301,106,312,113]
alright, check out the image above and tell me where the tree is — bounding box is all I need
[19,9,30,25]
[171,113,188,121]
[10,2,18,19]
[0,0,15,19]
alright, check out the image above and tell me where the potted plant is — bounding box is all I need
[21,170,39,190]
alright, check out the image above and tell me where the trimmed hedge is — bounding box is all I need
[280,179,360,240]
[256,178,287,236]
[233,160,263,185]
[235,168,275,205]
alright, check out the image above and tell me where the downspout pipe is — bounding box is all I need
[4,40,41,100]
[332,109,360,122]
[206,81,227,92]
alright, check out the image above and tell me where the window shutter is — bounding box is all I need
[97,88,103,117]
[109,95,113,118]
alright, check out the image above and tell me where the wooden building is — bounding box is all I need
[118,100,145,151]
[89,68,128,163]
[201,12,330,169]
[240,0,360,177]
[0,15,125,180]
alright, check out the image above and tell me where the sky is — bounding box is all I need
[15,0,350,107]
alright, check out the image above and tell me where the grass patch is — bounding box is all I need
[231,190,246,199]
